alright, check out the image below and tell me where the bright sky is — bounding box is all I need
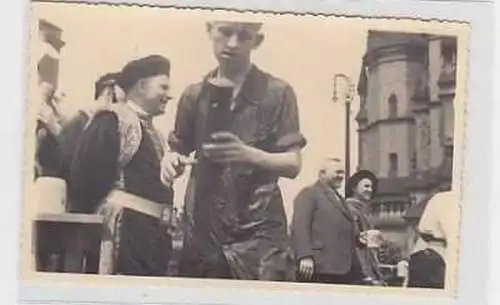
[31,3,368,221]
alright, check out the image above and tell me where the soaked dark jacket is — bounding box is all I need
[168,65,307,280]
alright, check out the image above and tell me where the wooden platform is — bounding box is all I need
[35,212,104,224]
[33,212,104,274]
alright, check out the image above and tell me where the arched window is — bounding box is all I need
[388,94,398,118]
[441,39,457,74]
[389,153,398,177]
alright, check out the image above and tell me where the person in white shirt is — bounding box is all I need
[407,180,459,289]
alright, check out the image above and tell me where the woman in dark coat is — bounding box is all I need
[345,170,384,286]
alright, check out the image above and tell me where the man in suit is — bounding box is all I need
[291,158,363,284]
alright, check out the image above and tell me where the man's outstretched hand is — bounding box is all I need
[202,132,260,164]
[160,151,193,186]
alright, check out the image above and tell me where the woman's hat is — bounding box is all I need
[345,169,378,198]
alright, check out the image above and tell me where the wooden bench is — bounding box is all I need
[33,213,104,274]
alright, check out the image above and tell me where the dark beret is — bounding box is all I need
[345,169,378,199]
[118,55,171,93]
[94,72,120,100]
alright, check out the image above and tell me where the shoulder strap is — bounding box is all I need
[104,103,143,168]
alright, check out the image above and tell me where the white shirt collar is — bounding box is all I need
[126,100,149,117]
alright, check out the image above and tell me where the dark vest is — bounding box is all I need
[122,125,173,205]
[66,112,174,214]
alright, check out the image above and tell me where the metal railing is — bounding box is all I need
[370,201,409,219]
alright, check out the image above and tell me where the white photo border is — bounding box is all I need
[16,1,495,305]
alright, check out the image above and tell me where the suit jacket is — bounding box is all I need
[291,181,356,275]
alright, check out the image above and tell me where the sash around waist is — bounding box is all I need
[104,189,173,221]
[411,236,446,262]
[419,231,447,247]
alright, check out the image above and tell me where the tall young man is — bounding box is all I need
[162,21,307,280]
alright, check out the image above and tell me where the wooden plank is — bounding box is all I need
[35,213,104,224]
[34,213,104,273]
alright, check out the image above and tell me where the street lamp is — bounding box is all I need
[332,73,355,192]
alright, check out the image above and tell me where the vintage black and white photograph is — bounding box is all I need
[21,1,468,298]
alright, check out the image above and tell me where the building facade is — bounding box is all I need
[37,19,65,88]
[355,31,457,257]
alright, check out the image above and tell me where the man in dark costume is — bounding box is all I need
[59,72,123,208]
[69,55,175,276]
[161,21,307,281]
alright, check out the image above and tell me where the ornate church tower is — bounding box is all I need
[356,31,456,256]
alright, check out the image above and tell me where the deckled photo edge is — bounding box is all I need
[30,0,473,25]
[20,1,470,299]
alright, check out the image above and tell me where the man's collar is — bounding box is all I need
[126,100,151,120]
[203,64,267,105]
[317,180,343,197]
[238,65,267,103]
